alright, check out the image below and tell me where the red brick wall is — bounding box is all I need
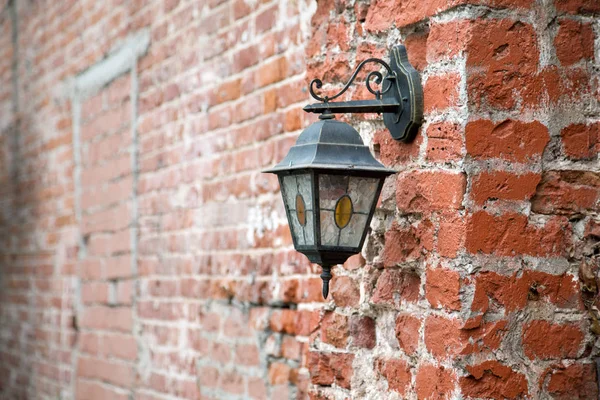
[0,0,598,399]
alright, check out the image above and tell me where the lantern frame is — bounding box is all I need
[276,168,387,266]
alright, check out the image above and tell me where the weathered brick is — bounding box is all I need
[555,19,595,66]
[466,211,569,257]
[561,123,599,160]
[424,73,461,112]
[371,269,421,306]
[425,266,461,311]
[396,171,466,213]
[555,0,600,15]
[415,363,456,400]
[395,314,421,355]
[471,270,581,314]
[470,171,541,205]
[375,358,411,395]
[383,220,434,266]
[349,316,376,349]
[522,320,584,360]
[465,119,549,162]
[437,213,466,258]
[466,19,538,110]
[543,363,599,400]
[460,360,528,399]
[331,276,360,308]
[531,171,600,214]
[321,312,349,349]
[425,122,463,162]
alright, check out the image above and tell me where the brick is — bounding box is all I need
[321,312,349,348]
[365,0,531,32]
[371,269,421,305]
[460,360,528,399]
[470,171,541,205]
[465,119,549,162]
[555,19,595,66]
[257,56,287,87]
[415,363,456,400]
[471,270,581,313]
[543,363,599,400]
[561,123,599,160]
[326,18,350,52]
[268,362,291,385]
[248,378,268,399]
[270,309,297,335]
[308,352,354,389]
[427,20,471,61]
[522,320,584,360]
[425,266,461,311]
[343,254,365,271]
[396,171,466,213]
[405,30,428,71]
[81,282,110,304]
[395,314,421,355]
[80,306,133,332]
[375,358,411,395]
[555,0,600,15]
[211,342,231,364]
[295,310,321,337]
[425,316,509,358]
[329,353,354,389]
[349,316,376,349]
[531,170,600,214]
[281,336,302,360]
[437,213,466,258]
[373,128,421,166]
[102,334,137,361]
[521,65,591,107]
[466,19,538,110]
[383,220,434,266]
[255,4,277,33]
[78,356,134,387]
[308,352,333,386]
[307,53,352,85]
[423,73,461,112]
[79,333,100,355]
[76,381,128,400]
[331,276,360,308]
[213,79,241,105]
[466,211,569,257]
[220,370,245,394]
[425,122,463,162]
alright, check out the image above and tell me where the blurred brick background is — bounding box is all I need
[0,0,599,399]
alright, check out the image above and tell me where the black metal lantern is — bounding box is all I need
[264,45,423,298]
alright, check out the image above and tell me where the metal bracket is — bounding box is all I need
[303,45,423,142]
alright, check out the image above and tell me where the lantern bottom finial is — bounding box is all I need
[320,265,332,299]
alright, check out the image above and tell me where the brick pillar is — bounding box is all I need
[306,0,599,399]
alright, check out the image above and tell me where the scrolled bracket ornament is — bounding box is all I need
[308,57,395,103]
[303,45,423,142]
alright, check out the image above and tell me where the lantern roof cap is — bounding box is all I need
[263,117,396,176]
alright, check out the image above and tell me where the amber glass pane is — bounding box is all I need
[296,194,306,226]
[334,195,352,228]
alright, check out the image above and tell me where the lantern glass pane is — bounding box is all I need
[281,174,315,246]
[318,174,380,248]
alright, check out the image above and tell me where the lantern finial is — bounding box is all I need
[320,265,332,299]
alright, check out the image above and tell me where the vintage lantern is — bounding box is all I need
[264,45,423,298]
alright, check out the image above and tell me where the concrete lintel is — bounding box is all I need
[73,29,150,100]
